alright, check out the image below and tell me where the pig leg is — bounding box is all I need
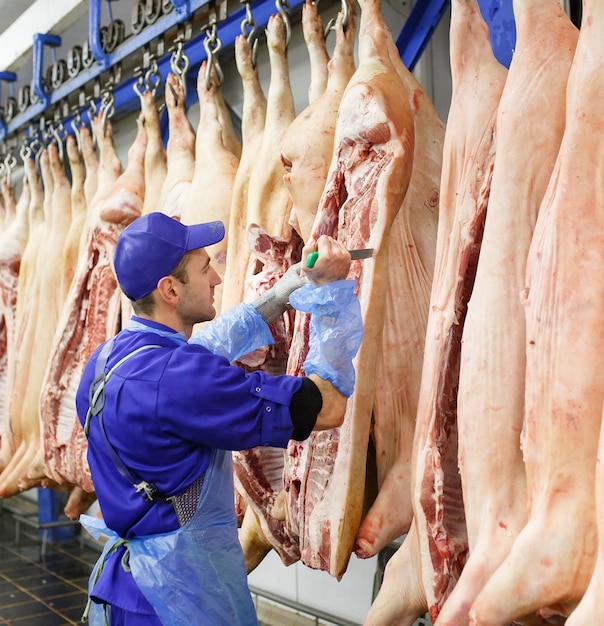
[141,90,167,215]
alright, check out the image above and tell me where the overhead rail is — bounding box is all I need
[0,0,318,149]
[0,0,517,155]
[0,0,229,142]
[396,0,450,72]
[396,0,517,71]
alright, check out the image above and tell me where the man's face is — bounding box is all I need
[175,248,222,325]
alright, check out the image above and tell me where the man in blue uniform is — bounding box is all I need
[76,212,363,626]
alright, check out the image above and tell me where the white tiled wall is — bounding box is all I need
[248,549,378,625]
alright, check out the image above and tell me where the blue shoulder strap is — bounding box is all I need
[84,338,168,503]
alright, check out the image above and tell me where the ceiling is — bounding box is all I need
[0,0,38,37]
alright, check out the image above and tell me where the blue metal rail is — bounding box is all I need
[0,0,517,143]
[0,0,309,142]
[396,0,450,72]
[396,0,516,72]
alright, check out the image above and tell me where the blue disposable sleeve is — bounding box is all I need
[189,302,274,362]
[289,280,363,397]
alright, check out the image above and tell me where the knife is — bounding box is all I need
[305,248,374,269]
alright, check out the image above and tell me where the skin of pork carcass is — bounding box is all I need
[280,3,357,245]
[434,2,578,626]
[82,126,100,211]
[1,176,17,224]
[563,404,604,626]
[244,13,295,242]
[1,145,73,496]
[302,0,330,104]
[222,14,295,320]
[41,116,123,491]
[181,61,239,319]
[468,0,604,623]
[230,15,307,570]
[1,159,43,470]
[99,115,147,227]
[364,521,428,626]
[283,0,415,579]
[61,135,88,304]
[155,72,196,220]
[220,34,267,314]
[395,0,507,620]
[141,90,168,216]
[0,150,55,496]
[213,80,242,160]
[0,178,30,473]
[354,23,442,561]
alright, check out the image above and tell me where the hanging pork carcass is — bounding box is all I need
[0,144,74,497]
[280,1,357,245]
[221,13,296,319]
[22,143,76,490]
[140,89,168,216]
[0,175,30,473]
[155,72,197,218]
[433,1,578,625]
[366,0,507,622]
[235,0,357,571]
[469,0,604,622]
[39,115,128,493]
[0,158,43,480]
[180,60,240,316]
[282,0,415,579]
[226,13,306,571]
[353,20,442,561]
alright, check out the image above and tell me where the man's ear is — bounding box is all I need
[156,276,179,304]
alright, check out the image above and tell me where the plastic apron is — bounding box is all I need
[81,315,271,625]
[82,447,258,626]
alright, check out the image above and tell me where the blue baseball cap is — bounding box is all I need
[114,212,225,300]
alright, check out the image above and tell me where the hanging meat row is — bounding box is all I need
[2,0,602,623]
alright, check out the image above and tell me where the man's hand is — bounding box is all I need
[301,236,351,285]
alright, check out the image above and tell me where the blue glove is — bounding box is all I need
[189,302,274,362]
[289,280,363,397]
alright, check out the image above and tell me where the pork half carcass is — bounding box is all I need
[61,134,88,304]
[564,403,604,625]
[0,176,30,473]
[0,143,73,496]
[140,90,167,216]
[409,0,506,618]
[302,0,330,104]
[434,2,578,625]
[22,143,75,489]
[354,24,442,561]
[280,1,357,245]
[229,14,305,571]
[284,0,414,578]
[156,72,196,218]
[181,61,239,315]
[469,0,604,622]
[40,116,125,492]
[367,1,507,622]
[0,158,44,479]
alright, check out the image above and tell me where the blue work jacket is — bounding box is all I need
[75,316,303,617]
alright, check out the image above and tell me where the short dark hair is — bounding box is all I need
[130,251,191,315]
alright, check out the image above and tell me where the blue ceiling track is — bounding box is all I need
[396,0,516,72]
[0,0,306,142]
[0,0,516,144]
